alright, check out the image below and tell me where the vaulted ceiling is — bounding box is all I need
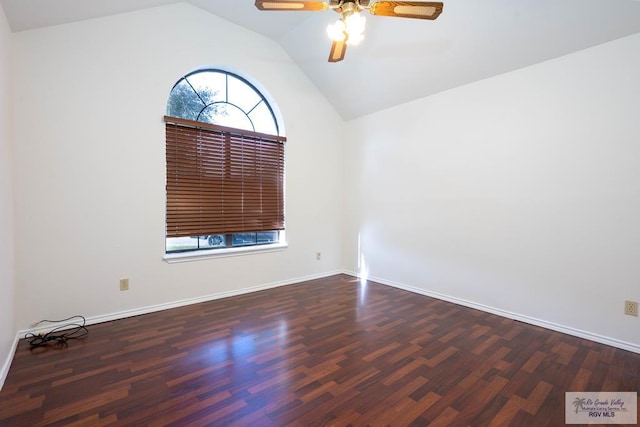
[2,0,640,119]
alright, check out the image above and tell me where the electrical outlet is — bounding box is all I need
[624,300,638,317]
[120,278,129,291]
[316,252,321,261]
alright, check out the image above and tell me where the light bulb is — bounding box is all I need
[346,31,364,46]
[326,20,346,42]
[345,12,366,35]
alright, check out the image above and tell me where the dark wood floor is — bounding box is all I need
[0,274,638,426]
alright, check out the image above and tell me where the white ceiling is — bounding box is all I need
[2,0,640,120]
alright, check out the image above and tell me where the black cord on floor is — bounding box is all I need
[25,315,88,348]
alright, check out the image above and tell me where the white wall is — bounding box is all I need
[0,3,16,384]
[344,33,640,347]
[11,3,344,329]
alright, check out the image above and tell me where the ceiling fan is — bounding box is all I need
[255,0,444,62]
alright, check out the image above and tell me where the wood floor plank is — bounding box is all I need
[1,274,639,426]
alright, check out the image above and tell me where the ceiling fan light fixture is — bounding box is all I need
[327,19,347,42]
[327,12,366,45]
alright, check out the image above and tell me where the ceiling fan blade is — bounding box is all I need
[255,0,330,11]
[328,40,347,62]
[369,1,443,20]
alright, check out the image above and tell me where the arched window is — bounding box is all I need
[166,69,280,136]
[164,69,286,254]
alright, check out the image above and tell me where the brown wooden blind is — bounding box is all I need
[165,116,286,238]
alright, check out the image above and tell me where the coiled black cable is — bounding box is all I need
[25,315,88,348]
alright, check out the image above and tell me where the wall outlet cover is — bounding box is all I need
[624,300,638,317]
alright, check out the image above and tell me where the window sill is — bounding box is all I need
[163,242,288,263]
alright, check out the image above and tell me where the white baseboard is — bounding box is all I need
[343,270,640,355]
[0,332,20,392]
[0,270,343,391]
